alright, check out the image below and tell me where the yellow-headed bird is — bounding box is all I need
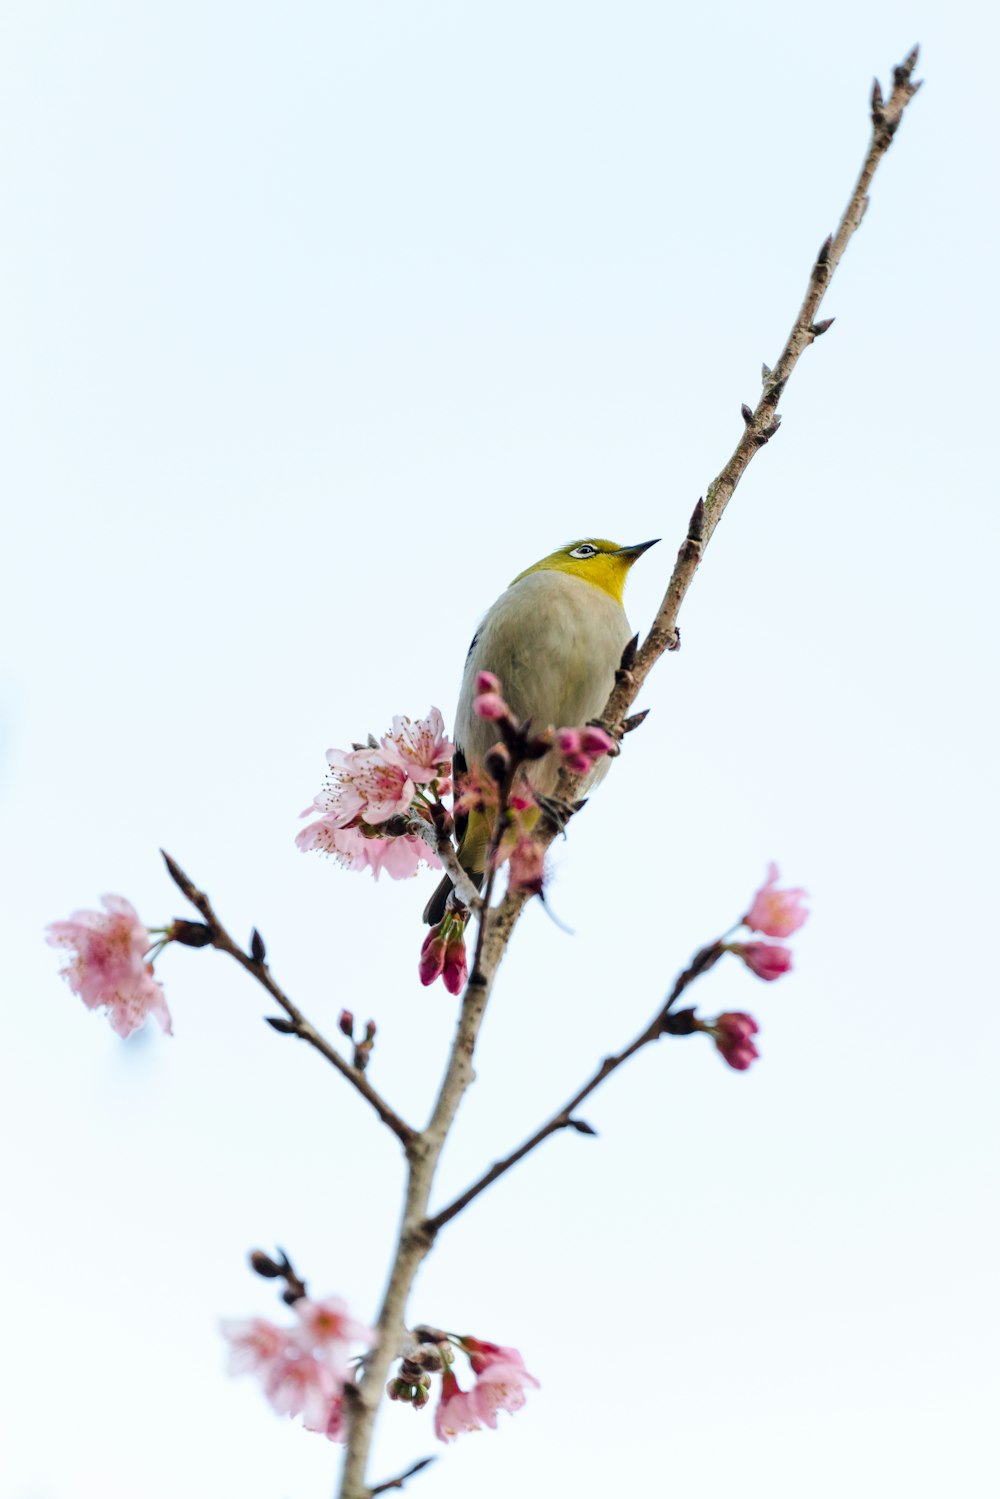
[423,537,657,924]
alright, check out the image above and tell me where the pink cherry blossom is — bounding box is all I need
[294,1297,375,1362]
[266,1351,339,1428]
[711,1012,760,1070]
[472,1358,540,1427]
[303,1393,346,1442]
[379,708,453,785]
[744,863,809,937]
[297,820,438,880]
[220,1317,292,1377]
[46,894,172,1038]
[434,1369,483,1442]
[730,941,794,982]
[323,746,414,825]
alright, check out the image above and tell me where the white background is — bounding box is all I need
[1,3,997,1497]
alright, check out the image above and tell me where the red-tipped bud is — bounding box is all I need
[442,931,468,996]
[475,670,502,695]
[711,1011,760,1070]
[580,725,615,756]
[419,927,448,986]
[729,941,793,982]
[338,1008,355,1038]
[474,691,510,721]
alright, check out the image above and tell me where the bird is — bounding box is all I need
[423,537,658,925]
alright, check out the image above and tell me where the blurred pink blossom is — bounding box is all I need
[744,863,809,937]
[508,835,545,895]
[434,1369,484,1442]
[730,941,794,982]
[46,894,172,1038]
[222,1292,374,1445]
[294,1297,375,1363]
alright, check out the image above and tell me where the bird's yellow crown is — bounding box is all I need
[511,537,658,605]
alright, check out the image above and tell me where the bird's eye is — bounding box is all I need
[569,544,598,559]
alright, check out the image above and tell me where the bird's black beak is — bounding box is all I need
[614,539,660,561]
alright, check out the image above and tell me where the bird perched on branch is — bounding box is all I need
[423,537,658,925]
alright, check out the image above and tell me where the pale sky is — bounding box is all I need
[2,3,997,1498]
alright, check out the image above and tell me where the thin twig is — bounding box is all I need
[370,1458,435,1496]
[160,851,415,1149]
[425,942,725,1233]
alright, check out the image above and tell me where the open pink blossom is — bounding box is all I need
[379,708,453,785]
[323,745,414,826]
[744,863,809,937]
[730,940,794,982]
[434,1369,483,1442]
[457,1337,539,1428]
[46,894,172,1038]
[472,1359,540,1427]
[711,1012,760,1071]
[297,820,438,880]
[294,1297,375,1361]
[220,1317,293,1378]
[303,1393,346,1442]
[265,1351,339,1428]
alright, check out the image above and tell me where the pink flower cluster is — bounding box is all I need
[726,863,808,986]
[420,914,469,994]
[221,1295,375,1443]
[433,1336,539,1443]
[701,864,809,1071]
[298,709,453,880]
[46,895,172,1039]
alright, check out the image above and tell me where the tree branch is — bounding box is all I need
[160,851,415,1150]
[425,941,725,1233]
[332,45,921,1496]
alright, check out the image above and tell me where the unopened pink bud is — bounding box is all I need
[475,671,502,695]
[474,692,509,721]
[442,932,468,996]
[556,728,582,755]
[338,1009,354,1038]
[562,751,592,775]
[712,1011,760,1070]
[419,927,448,986]
[579,725,615,756]
[730,941,793,982]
